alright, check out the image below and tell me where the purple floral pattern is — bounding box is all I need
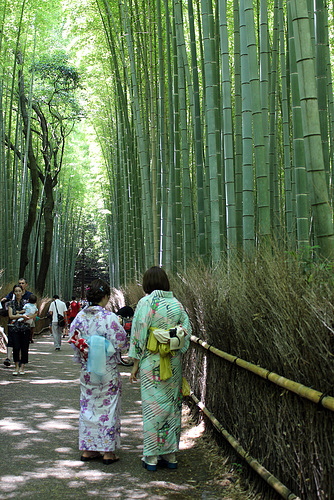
[70,306,128,452]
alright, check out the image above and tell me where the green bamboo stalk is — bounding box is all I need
[279,0,294,248]
[233,0,243,250]
[315,0,330,190]
[242,0,271,245]
[148,0,159,266]
[239,0,255,256]
[259,0,270,209]
[164,0,174,271]
[172,7,182,269]
[289,0,334,261]
[287,3,310,256]
[156,0,167,267]
[201,0,221,262]
[187,0,206,259]
[219,0,237,257]
[174,0,194,264]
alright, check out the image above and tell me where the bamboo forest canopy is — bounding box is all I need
[0,0,333,296]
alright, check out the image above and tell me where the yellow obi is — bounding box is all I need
[147,327,175,380]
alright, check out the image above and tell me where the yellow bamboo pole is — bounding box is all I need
[190,392,301,500]
[190,335,334,412]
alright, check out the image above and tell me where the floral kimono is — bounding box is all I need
[70,306,127,452]
[128,290,191,457]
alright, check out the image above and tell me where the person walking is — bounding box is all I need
[69,279,128,464]
[129,266,191,471]
[68,296,81,324]
[49,295,68,351]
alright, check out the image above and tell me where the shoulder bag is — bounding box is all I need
[55,301,65,327]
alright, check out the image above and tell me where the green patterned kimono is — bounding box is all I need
[128,290,191,457]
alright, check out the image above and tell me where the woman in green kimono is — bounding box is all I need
[129,266,191,471]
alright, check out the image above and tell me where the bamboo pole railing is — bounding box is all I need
[190,392,301,500]
[190,335,334,412]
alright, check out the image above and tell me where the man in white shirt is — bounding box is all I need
[49,295,68,351]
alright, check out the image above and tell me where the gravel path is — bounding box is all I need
[0,334,249,500]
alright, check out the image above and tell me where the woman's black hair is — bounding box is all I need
[13,284,23,293]
[142,266,170,294]
[86,279,111,305]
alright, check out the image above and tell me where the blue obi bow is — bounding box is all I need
[87,335,116,376]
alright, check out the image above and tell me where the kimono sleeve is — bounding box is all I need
[128,297,152,360]
[108,316,128,350]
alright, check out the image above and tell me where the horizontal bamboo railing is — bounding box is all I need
[190,392,301,500]
[190,335,334,412]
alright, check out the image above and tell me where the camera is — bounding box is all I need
[169,328,177,337]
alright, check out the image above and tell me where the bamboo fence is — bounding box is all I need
[190,392,301,500]
[190,335,334,412]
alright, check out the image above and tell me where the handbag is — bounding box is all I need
[7,320,30,347]
[54,301,65,327]
[153,326,185,350]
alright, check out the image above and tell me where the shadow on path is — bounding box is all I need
[0,335,247,499]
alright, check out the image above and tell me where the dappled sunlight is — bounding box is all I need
[0,475,26,493]
[179,420,205,451]
[0,379,22,386]
[30,378,80,385]
[37,420,75,431]
[55,447,73,453]
[0,417,28,433]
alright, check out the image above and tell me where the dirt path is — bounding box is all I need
[0,334,249,499]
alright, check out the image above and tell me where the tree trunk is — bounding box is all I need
[35,175,54,294]
[18,69,40,277]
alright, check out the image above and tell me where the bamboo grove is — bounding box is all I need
[93,0,334,284]
[0,0,86,295]
[1,0,334,291]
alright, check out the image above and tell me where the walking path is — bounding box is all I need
[0,334,248,500]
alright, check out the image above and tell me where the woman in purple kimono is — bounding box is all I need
[69,279,127,464]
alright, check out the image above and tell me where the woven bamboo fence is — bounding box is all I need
[174,259,334,500]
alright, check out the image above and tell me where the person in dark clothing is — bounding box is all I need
[8,284,31,375]
[2,278,33,367]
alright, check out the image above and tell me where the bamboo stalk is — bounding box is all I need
[190,335,334,411]
[190,392,301,500]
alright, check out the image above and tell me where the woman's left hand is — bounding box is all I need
[129,359,140,384]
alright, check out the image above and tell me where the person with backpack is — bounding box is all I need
[48,295,68,351]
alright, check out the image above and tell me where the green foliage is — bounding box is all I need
[30,52,83,123]
[32,52,80,90]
